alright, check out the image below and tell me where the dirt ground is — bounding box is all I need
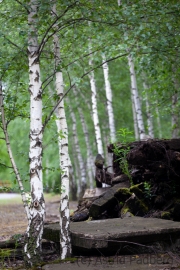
[0,194,78,241]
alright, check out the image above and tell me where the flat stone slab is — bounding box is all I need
[43,217,180,255]
[83,188,110,199]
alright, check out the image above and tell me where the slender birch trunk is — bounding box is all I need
[172,93,179,138]
[69,162,77,201]
[102,53,116,142]
[131,91,139,140]
[73,88,94,189]
[0,83,30,217]
[77,105,94,189]
[89,67,104,156]
[143,81,154,138]
[171,65,179,138]
[52,3,71,259]
[69,102,87,198]
[88,44,104,157]
[155,103,162,138]
[24,1,45,266]
[102,54,115,175]
[76,88,95,176]
[127,54,146,140]
[89,51,108,186]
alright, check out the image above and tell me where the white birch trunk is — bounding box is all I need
[155,104,162,138]
[88,45,104,157]
[172,93,179,138]
[131,91,139,140]
[78,105,94,189]
[76,88,95,176]
[102,53,116,142]
[89,51,107,186]
[143,81,154,138]
[24,1,45,266]
[52,3,71,259]
[128,54,146,140]
[73,87,94,189]
[69,103,87,198]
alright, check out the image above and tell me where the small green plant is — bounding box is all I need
[144,181,152,199]
[113,128,134,185]
[0,249,11,269]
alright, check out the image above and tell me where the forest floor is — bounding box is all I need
[0,193,78,269]
[1,194,180,270]
[0,193,78,242]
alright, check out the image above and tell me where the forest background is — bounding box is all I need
[0,0,180,200]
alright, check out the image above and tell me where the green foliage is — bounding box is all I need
[0,0,179,194]
[144,181,152,200]
[113,128,133,185]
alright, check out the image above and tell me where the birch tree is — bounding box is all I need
[102,53,116,142]
[143,80,154,138]
[24,0,45,266]
[89,56,104,157]
[172,93,179,138]
[52,2,71,259]
[77,101,94,189]
[69,101,87,198]
[172,67,179,138]
[127,54,146,140]
[131,91,139,140]
[89,49,108,187]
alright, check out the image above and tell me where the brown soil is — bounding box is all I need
[0,194,78,241]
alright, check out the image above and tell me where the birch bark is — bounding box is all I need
[52,2,71,259]
[143,81,154,138]
[89,51,107,186]
[172,93,179,138]
[78,105,94,189]
[24,0,45,266]
[89,66,104,156]
[131,91,139,140]
[102,53,116,142]
[73,88,94,189]
[127,54,146,140]
[69,102,87,198]
[171,65,179,138]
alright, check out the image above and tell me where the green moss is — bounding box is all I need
[39,257,78,267]
[130,184,144,199]
[161,211,171,220]
[135,199,149,213]
[121,206,130,215]
[121,194,148,217]
[115,188,131,201]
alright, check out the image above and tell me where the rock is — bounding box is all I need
[71,209,89,222]
[89,189,117,219]
[121,193,148,218]
[83,188,109,199]
[94,154,104,168]
[111,174,130,185]
[161,211,172,220]
[173,199,180,221]
[130,183,144,199]
[89,184,132,219]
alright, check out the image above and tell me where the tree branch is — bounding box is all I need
[0,162,13,169]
